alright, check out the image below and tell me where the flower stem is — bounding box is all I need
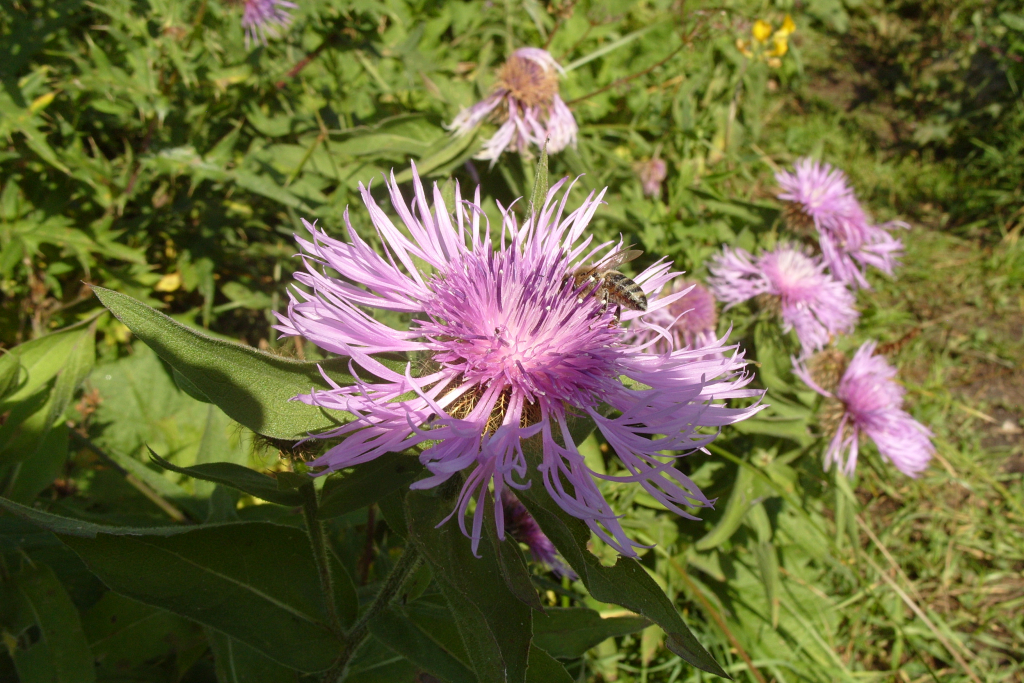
[323,545,422,683]
[299,482,342,636]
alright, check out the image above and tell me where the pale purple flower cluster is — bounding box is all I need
[636,158,668,198]
[241,0,296,47]
[449,48,578,166]
[795,342,933,477]
[707,245,858,355]
[277,165,761,556]
[639,280,719,354]
[775,158,905,289]
[502,490,575,578]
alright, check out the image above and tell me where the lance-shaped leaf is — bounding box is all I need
[8,562,97,683]
[91,286,357,440]
[533,608,650,659]
[368,605,478,683]
[0,500,342,673]
[516,439,729,679]
[406,488,532,683]
[149,448,303,506]
[317,452,423,520]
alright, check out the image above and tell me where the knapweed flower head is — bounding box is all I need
[241,0,296,47]
[639,280,719,354]
[795,342,934,477]
[502,490,575,578]
[707,244,858,355]
[276,164,761,556]
[776,158,906,289]
[635,157,668,198]
[449,48,578,166]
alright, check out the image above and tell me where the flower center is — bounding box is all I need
[497,54,560,109]
[419,249,621,414]
[782,201,816,238]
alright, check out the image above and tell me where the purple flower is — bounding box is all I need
[502,490,575,578]
[707,244,859,355]
[449,48,578,166]
[635,158,668,198]
[775,158,905,289]
[276,165,761,556]
[795,342,934,477]
[637,280,719,354]
[241,0,296,47]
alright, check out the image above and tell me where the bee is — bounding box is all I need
[571,246,647,315]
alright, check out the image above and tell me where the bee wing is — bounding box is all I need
[596,247,643,271]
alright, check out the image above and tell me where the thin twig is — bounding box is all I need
[323,545,421,683]
[566,43,687,106]
[70,431,189,523]
[300,482,342,636]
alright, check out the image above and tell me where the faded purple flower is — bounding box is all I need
[276,164,761,556]
[776,158,905,289]
[638,280,719,354]
[502,490,575,578]
[795,342,933,477]
[707,244,859,355]
[449,48,578,166]
[241,0,296,47]
[635,157,668,198]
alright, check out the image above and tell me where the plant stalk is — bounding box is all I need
[300,482,342,636]
[323,545,422,683]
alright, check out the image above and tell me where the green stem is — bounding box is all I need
[323,545,422,683]
[300,482,342,636]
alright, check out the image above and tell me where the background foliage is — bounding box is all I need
[1,0,1022,681]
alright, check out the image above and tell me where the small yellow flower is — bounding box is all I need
[155,272,182,292]
[752,19,773,43]
[736,38,753,58]
[777,14,796,38]
[769,35,789,57]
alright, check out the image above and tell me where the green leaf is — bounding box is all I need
[0,496,183,538]
[533,608,650,659]
[484,495,544,611]
[0,352,22,400]
[4,423,69,503]
[368,605,478,683]
[91,286,357,440]
[516,441,728,679]
[525,645,573,683]
[695,465,771,551]
[406,488,532,683]
[83,592,206,681]
[207,627,301,683]
[149,448,303,506]
[8,562,96,683]
[0,321,95,464]
[317,452,422,520]
[58,522,342,672]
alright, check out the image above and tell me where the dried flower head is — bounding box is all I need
[795,341,934,477]
[639,280,719,354]
[241,0,296,47]
[635,157,668,198]
[776,158,905,289]
[502,490,575,578]
[276,165,761,556]
[449,48,578,166]
[707,244,859,355]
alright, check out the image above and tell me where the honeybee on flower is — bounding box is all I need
[736,15,796,68]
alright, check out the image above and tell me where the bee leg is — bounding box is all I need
[609,304,622,328]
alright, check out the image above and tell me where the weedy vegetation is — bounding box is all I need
[0,0,1022,682]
